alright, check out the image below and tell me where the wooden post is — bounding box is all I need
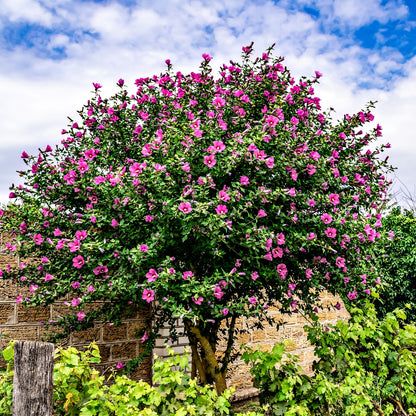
[12,340,54,416]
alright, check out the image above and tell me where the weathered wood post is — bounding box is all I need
[12,340,54,416]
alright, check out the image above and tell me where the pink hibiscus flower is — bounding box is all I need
[72,255,85,269]
[178,202,192,213]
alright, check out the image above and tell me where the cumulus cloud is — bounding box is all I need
[0,0,415,204]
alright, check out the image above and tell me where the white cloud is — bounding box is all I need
[0,0,415,204]
[290,0,408,29]
[0,0,54,26]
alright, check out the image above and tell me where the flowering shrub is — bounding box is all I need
[0,43,393,393]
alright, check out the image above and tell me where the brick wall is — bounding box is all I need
[1,231,349,398]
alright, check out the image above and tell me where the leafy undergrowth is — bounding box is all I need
[243,302,416,416]
[1,344,250,415]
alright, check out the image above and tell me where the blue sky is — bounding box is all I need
[1,0,416,205]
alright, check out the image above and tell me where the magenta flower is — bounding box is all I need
[287,188,296,196]
[310,151,320,160]
[33,234,43,245]
[192,296,204,305]
[276,263,287,279]
[53,228,62,236]
[213,286,224,299]
[94,175,106,184]
[77,311,85,321]
[248,297,257,304]
[329,193,340,205]
[72,281,80,289]
[145,215,153,222]
[71,298,81,307]
[141,332,148,343]
[335,257,346,268]
[321,213,332,224]
[222,308,229,316]
[276,233,285,245]
[182,271,194,280]
[202,53,212,62]
[116,362,124,369]
[347,291,357,300]
[178,202,192,213]
[142,288,155,303]
[305,269,313,279]
[265,156,274,168]
[257,209,267,218]
[251,271,259,281]
[146,269,158,282]
[77,159,89,173]
[265,114,279,127]
[219,190,230,201]
[212,140,226,152]
[212,96,226,107]
[272,247,283,258]
[129,162,142,176]
[306,164,316,175]
[111,219,119,227]
[215,205,228,215]
[68,240,81,252]
[44,273,54,282]
[72,255,85,269]
[308,199,316,207]
[325,227,337,238]
[204,154,216,167]
[240,176,249,185]
[182,162,191,172]
[140,244,149,253]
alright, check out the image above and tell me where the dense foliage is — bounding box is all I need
[0,343,240,416]
[0,43,393,392]
[243,302,416,416]
[375,207,416,321]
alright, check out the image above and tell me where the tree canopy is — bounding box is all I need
[0,44,393,393]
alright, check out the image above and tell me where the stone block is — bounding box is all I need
[251,330,265,343]
[103,323,127,341]
[1,325,38,345]
[236,332,251,345]
[71,326,101,343]
[52,303,72,319]
[229,376,253,391]
[97,344,111,362]
[127,320,147,339]
[265,328,281,341]
[0,303,15,324]
[111,342,138,360]
[17,305,50,323]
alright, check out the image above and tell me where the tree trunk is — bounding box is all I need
[185,320,227,395]
[12,340,54,416]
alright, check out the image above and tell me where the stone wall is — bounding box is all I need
[224,292,349,399]
[0,232,152,382]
